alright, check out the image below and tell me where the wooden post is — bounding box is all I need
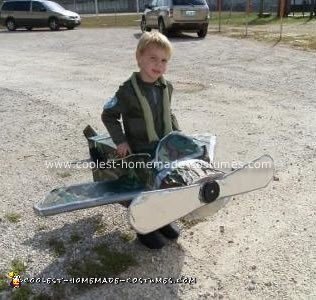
[218,0,222,32]
[229,0,233,20]
[310,0,315,18]
[279,0,285,40]
[245,0,251,36]
[258,0,264,17]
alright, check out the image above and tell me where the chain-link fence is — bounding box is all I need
[56,0,147,13]
[205,0,315,48]
[0,0,314,16]
[54,0,313,17]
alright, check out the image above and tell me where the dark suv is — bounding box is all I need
[0,0,81,31]
[141,0,209,38]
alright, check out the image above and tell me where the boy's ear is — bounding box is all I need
[136,52,141,68]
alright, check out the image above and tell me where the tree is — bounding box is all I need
[277,0,290,17]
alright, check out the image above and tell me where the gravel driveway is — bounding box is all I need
[0,27,315,299]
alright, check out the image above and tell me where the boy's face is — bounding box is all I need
[137,45,170,83]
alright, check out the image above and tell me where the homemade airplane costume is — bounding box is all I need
[34,128,274,234]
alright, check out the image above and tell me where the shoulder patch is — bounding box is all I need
[103,96,118,109]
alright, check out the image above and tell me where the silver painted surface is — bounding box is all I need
[129,155,274,234]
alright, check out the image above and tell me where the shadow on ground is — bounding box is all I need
[22,214,185,299]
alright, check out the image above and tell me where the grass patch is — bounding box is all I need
[70,232,81,243]
[94,221,107,234]
[37,224,49,231]
[179,218,206,229]
[47,238,66,257]
[0,274,8,291]
[0,259,27,292]
[4,212,21,223]
[210,12,315,26]
[57,171,71,178]
[11,285,33,300]
[50,284,66,299]
[11,259,27,274]
[33,293,53,300]
[120,232,135,242]
[209,13,316,51]
[68,243,137,285]
[81,14,140,28]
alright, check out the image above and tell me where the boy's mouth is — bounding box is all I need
[152,69,161,75]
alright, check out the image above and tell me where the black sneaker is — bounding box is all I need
[159,223,180,240]
[137,231,165,249]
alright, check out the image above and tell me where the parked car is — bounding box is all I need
[140,0,209,38]
[0,0,81,31]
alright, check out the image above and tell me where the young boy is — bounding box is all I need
[101,32,180,249]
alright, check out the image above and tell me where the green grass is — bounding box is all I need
[210,11,315,26]
[57,171,71,178]
[70,232,82,243]
[4,212,21,223]
[68,243,137,285]
[0,274,8,291]
[11,285,33,300]
[11,259,27,274]
[36,224,49,231]
[81,14,140,28]
[47,238,66,257]
[179,218,205,229]
[208,12,316,50]
[120,232,135,242]
[94,221,108,234]
[0,259,27,292]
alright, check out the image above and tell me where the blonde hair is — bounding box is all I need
[136,32,172,58]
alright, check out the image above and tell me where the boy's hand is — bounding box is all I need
[116,142,132,157]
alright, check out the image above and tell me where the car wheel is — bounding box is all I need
[140,17,151,32]
[6,18,16,31]
[67,26,74,30]
[197,24,208,38]
[49,17,60,31]
[158,18,167,36]
[25,26,33,31]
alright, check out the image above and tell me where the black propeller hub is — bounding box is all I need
[200,181,220,203]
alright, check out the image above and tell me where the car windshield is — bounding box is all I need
[44,1,66,12]
[154,132,204,164]
[173,0,206,5]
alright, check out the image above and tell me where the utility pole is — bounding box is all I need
[95,0,98,15]
[136,0,139,13]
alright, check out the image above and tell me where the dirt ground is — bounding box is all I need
[0,27,315,299]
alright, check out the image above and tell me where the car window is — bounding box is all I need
[44,1,65,12]
[12,1,31,11]
[32,1,46,11]
[173,0,206,5]
[158,0,168,6]
[150,0,158,7]
[1,2,14,10]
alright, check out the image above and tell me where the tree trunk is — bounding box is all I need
[277,0,290,17]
